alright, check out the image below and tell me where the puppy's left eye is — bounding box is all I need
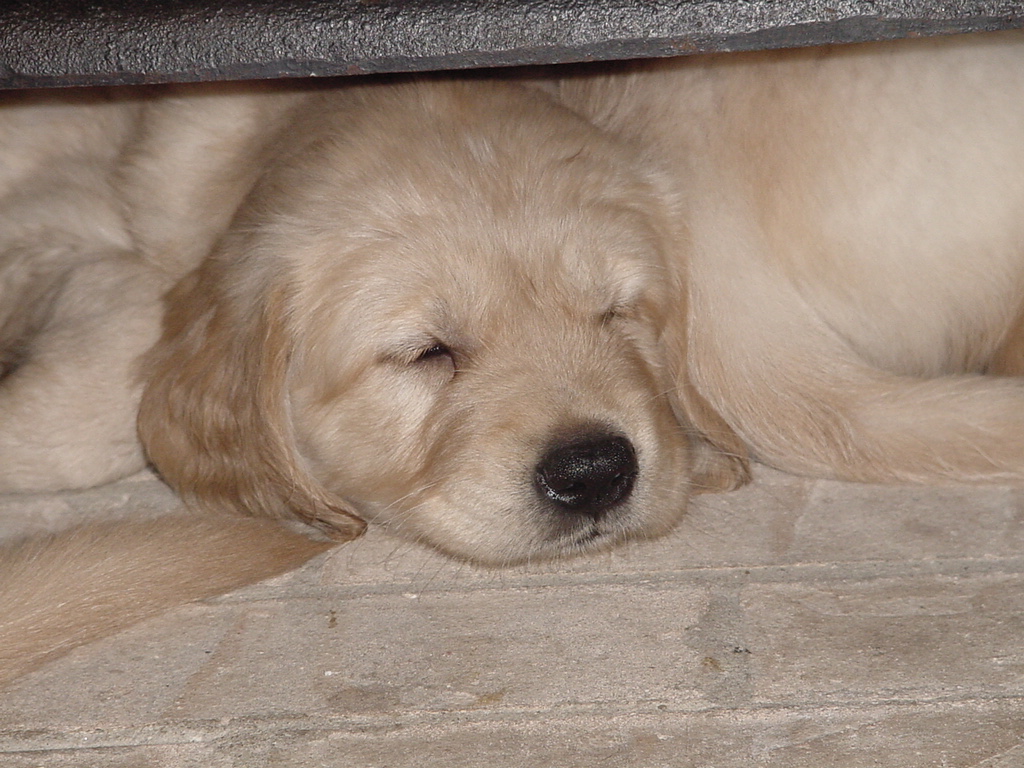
[414,342,455,365]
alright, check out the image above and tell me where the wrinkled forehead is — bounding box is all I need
[265,103,671,350]
[289,191,665,342]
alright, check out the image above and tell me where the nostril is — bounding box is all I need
[535,434,638,518]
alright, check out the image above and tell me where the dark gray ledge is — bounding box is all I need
[0,0,1022,89]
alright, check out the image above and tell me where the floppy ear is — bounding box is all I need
[137,256,366,540]
[659,274,752,494]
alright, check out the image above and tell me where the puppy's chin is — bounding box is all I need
[428,512,686,567]
[353,485,691,567]
[525,512,685,564]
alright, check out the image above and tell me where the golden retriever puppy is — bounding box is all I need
[0,77,709,682]
[2,30,1023,683]
[134,78,710,565]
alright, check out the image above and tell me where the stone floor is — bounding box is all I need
[1,467,1023,767]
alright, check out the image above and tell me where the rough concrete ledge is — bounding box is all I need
[2,468,1024,766]
[1,0,1022,88]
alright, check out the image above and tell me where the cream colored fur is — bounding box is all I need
[555,32,1024,481]
[1,30,1022,685]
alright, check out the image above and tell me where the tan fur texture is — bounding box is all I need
[1,31,1023,683]
[556,30,1024,482]
[0,515,331,686]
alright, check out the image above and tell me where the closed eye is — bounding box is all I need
[412,341,458,382]
[414,342,454,363]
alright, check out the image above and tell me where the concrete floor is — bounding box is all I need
[1,467,1024,767]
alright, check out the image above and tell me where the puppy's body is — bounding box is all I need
[2,31,1023,683]
[557,31,1024,482]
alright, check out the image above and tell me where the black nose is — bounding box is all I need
[535,434,638,518]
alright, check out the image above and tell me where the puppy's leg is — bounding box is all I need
[710,362,1024,484]
[687,257,1024,484]
[0,514,333,686]
[0,254,167,492]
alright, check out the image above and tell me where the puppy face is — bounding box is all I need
[139,80,744,565]
[288,198,690,563]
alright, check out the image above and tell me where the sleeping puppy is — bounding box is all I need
[0,75,707,681]
[2,29,1023,683]
[133,77,704,564]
